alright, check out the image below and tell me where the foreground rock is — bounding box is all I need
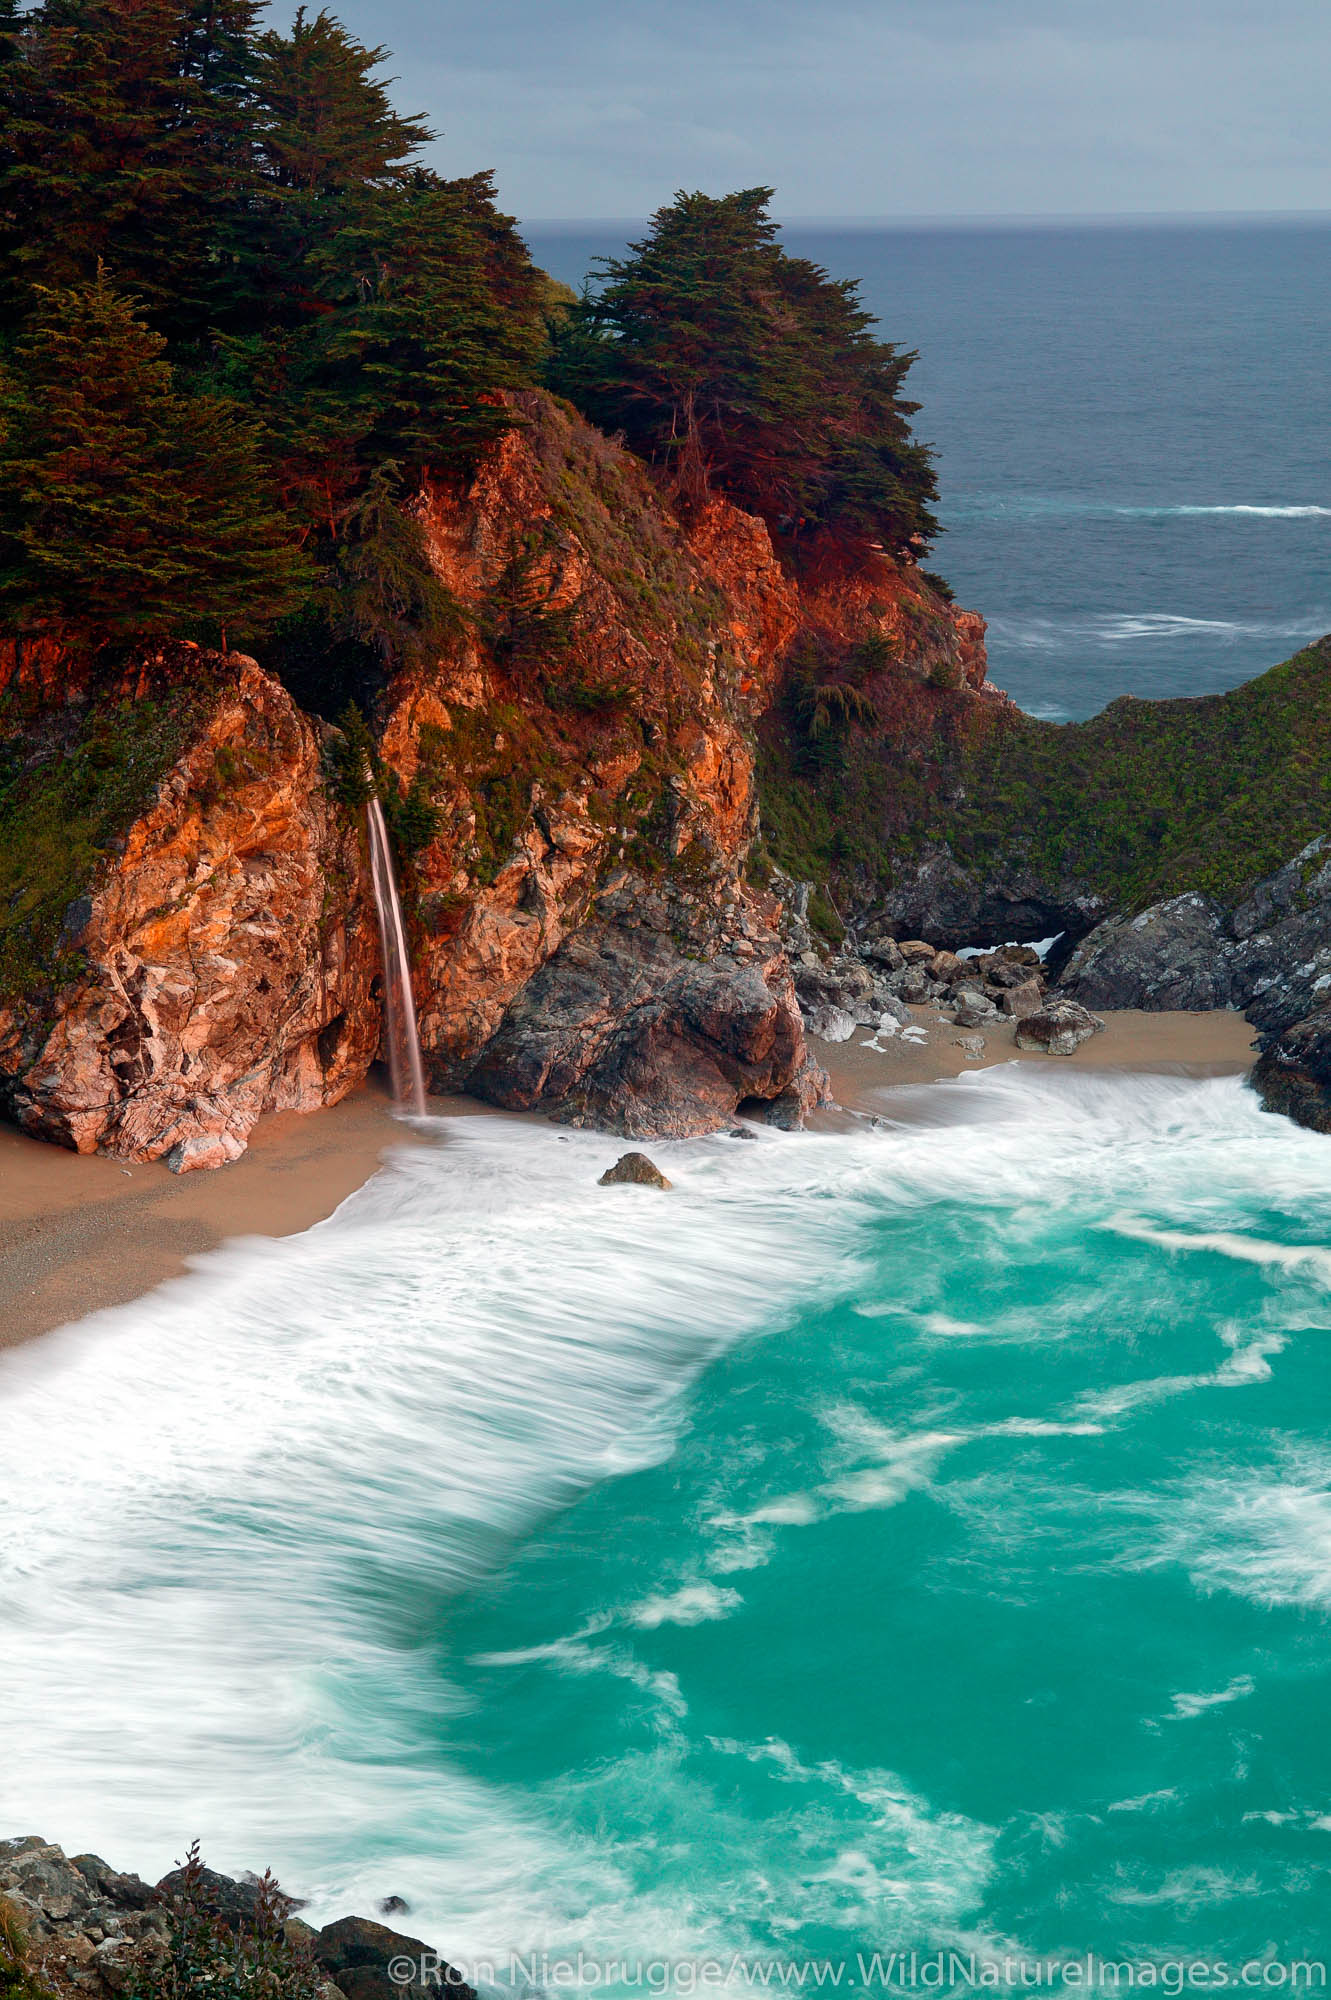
[0,1838,472,2000]
[1014,999,1106,1056]
[598,1150,672,1188]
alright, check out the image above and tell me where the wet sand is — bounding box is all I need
[0,1082,433,1347]
[0,1009,1257,1346]
[811,1005,1257,1120]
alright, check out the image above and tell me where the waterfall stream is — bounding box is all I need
[366,796,428,1117]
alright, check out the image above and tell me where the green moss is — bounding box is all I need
[0,684,210,1003]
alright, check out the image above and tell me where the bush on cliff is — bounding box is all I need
[547,186,939,568]
[127,1843,323,2000]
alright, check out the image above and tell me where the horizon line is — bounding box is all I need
[522,207,1331,230]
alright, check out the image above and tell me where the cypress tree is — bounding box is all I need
[0,271,311,646]
[0,0,263,343]
[252,7,432,195]
[548,187,939,565]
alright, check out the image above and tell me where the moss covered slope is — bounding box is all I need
[758,635,1331,927]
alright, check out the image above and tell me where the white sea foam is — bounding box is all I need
[2,1070,1330,1970]
[989,610,1329,652]
[1166,1674,1256,1721]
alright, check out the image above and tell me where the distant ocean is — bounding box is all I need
[525,218,1331,719]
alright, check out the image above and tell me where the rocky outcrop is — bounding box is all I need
[1059,893,1238,1012]
[2,391,885,1160]
[1252,1010,1331,1133]
[0,1837,470,2000]
[0,660,379,1170]
[367,390,827,1134]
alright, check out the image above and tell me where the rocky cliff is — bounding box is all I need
[0,389,988,1165]
[758,634,1331,1132]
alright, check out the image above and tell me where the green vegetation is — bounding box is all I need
[0,675,210,1000]
[127,1843,322,2000]
[0,0,543,680]
[0,272,310,647]
[547,187,938,570]
[759,637,1331,915]
[0,1895,45,2000]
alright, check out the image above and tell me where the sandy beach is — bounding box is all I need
[811,1003,1257,1120]
[0,1081,431,1347]
[0,1007,1257,1347]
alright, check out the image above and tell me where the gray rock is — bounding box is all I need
[1060,894,1237,1011]
[598,1151,672,1188]
[467,917,814,1136]
[1252,1008,1331,1134]
[891,966,933,1005]
[954,1034,986,1059]
[803,1003,857,1042]
[861,934,904,971]
[1015,1000,1106,1055]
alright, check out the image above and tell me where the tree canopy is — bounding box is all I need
[0,0,544,679]
[549,187,939,568]
[0,18,943,679]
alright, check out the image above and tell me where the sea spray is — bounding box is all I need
[366,795,427,1116]
[3,1072,1331,1977]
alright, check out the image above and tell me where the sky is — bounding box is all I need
[308,0,1330,220]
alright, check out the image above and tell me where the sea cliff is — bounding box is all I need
[0,390,989,1166]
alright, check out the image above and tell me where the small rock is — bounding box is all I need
[929,950,965,984]
[874,991,911,1026]
[985,958,1033,990]
[1015,1000,1106,1056]
[726,1125,758,1139]
[598,1152,672,1189]
[861,935,904,971]
[954,1034,986,1059]
[896,940,937,965]
[378,1897,411,1918]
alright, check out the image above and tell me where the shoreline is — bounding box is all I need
[0,1079,430,1349]
[0,1009,1258,1348]
[809,1003,1256,1121]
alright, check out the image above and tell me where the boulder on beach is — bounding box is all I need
[1015,1000,1106,1056]
[999,977,1045,1019]
[598,1152,673,1189]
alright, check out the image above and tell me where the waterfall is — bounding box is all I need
[365,796,428,1117]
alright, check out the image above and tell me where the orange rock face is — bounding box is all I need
[0,660,379,1170]
[0,392,991,1164]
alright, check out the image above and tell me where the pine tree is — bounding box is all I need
[0,0,263,343]
[548,187,939,565]
[0,271,311,646]
[252,7,432,195]
[303,169,545,469]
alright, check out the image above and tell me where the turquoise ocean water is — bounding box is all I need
[5,1070,1331,1981]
